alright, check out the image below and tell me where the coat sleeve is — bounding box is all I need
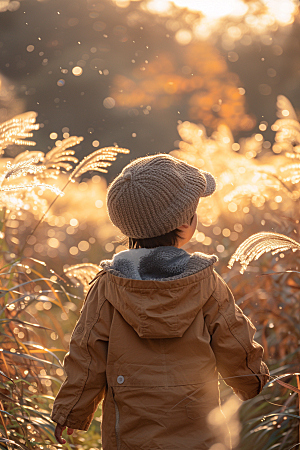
[203,271,269,401]
[51,276,111,431]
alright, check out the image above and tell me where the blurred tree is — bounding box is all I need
[111,43,256,131]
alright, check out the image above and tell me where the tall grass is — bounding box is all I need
[228,229,300,449]
[1,98,300,449]
[175,95,300,448]
[0,113,128,449]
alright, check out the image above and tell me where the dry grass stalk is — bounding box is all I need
[228,232,300,273]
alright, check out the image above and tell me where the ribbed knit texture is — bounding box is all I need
[107,153,216,239]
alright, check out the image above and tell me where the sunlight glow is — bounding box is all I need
[146,0,170,13]
[264,0,297,25]
[117,0,299,39]
[172,0,248,20]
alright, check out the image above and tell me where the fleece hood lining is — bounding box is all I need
[100,246,218,282]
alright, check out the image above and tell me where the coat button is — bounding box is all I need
[117,375,125,384]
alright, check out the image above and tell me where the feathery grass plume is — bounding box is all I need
[171,120,282,224]
[0,121,85,216]
[24,146,130,251]
[0,111,39,154]
[64,263,101,293]
[223,184,261,203]
[276,95,298,121]
[171,96,300,229]
[0,182,63,196]
[12,150,44,163]
[11,136,83,180]
[272,95,300,155]
[0,112,65,210]
[0,158,64,205]
[274,94,300,182]
[70,146,130,179]
[228,232,300,273]
[280,163,300,184]
[39,135,82,180]
[1,157,45,181]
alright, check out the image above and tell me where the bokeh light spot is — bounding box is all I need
[47,238,60,249]
[234,223,243,233]
[78,240,90,252]
[213,227,221,236]
[267,68,277,77]
[228,51,239,62]
[222,228,231,237]
[105,243,114,252]
[72,66,83,76]
[175,29,192,45]
[103,97,116,109]
[93,21,106,32]
[196,232,205,242]
[228,202,238,212]
[203,236,212,246]
[69,246,78,255]
[70,218,78,227]
[259,122,267,131]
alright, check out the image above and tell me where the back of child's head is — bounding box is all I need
[106,153,216,244]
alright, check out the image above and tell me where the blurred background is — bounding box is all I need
[1,0,300,272]
[1,0,300,175]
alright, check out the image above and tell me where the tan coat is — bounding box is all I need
[51,267,269,450]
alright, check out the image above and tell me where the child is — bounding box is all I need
[51,154,269,450]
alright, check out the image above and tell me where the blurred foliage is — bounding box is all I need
[111,43,256,132]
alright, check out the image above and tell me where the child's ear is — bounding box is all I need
[177,223,189,231]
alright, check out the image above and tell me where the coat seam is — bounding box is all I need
[210,295,261,393]
[104,267,214,291]
[58,294,107,421]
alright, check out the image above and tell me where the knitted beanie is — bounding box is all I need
[107,153,216,239]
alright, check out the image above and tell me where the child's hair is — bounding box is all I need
[128,229,181,249]
[126,215,194,249]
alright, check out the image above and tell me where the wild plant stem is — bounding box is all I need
[19,177,72,255]
[297,375,300,448]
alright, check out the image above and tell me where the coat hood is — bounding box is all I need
[100,247,218,339]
